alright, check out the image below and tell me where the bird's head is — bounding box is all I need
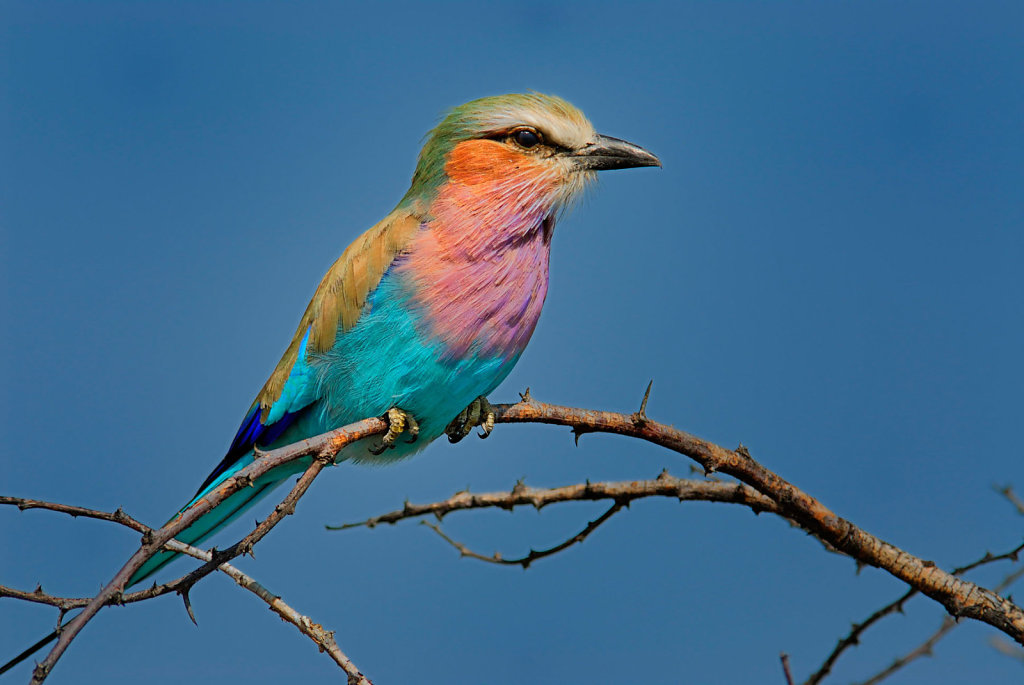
[403,93,660,219]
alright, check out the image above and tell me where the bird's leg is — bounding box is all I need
[370,407,420,455]
[445,396,496,444]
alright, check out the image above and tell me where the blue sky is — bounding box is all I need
[2,2,1022,683]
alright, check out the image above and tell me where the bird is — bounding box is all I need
[125,92,661,584]
[0,93,660,676]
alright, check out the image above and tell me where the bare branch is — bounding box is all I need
[850,558,1024,685]
[990,636,1024,661]
[0,497,149,532]
[1,498,371,683]
[486,398,1024,644]
[781,653,795,685]
[803,540,1024,684]
[214,558,372,684]
[996,485,1024,517]
[329,471,780,530]
[854,617,957,685]
[26,416,387,683]
[421,500,626,568]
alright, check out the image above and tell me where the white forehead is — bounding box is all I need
[472,94,596,150]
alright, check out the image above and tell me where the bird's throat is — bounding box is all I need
[395,174,555,361]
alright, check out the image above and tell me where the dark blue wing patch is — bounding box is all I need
[192,403,307,498]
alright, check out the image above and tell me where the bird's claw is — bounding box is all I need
[446,396,496,444]
[370,408,419,455]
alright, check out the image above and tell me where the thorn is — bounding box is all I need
[572,426,592,445]
[631,380,653,426]
[703,463,717,477]
[33,583,43,595]
[511,479,527,496]
[518,387,532,402]
[252,445,267,459]
[656,468,670,481]
[736,444,751,459]
[180,588,198,626]
[640,379,652,414]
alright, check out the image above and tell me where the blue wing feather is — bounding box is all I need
[192,327,320,498]
[191,403,307,498]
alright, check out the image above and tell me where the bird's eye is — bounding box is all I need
[511,128,541,149]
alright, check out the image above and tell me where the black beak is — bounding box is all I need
[568,134,661,171]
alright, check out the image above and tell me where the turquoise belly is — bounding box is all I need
[308,274,520,463]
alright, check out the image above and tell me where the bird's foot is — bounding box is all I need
[445,396,496,444]
[369,407,420,455]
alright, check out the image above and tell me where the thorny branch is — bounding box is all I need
[4,392,1024,683]
[852,565,1024,685]
[421,501,626,568]
[802,541,1024,685]
[8,416,387,684]
[800,479,1024,684]
[329,472,781,530]
[0,497,372,685]
[489,396,1024,644]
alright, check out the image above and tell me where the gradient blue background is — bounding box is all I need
[3,2,1022,683]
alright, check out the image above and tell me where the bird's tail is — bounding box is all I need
[128,455,306,586]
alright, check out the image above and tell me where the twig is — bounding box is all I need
[421,500,626,568]
[990,635,1024,661]
[781,653,795,685]
[215,560,372,684]
[803,540,1024,684]
[852,562,1024,685]
[996,485,1024,517]
[0,498,149,532]
[854,617,957,685]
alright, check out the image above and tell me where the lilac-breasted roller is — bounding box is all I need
[131,93,659,583]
